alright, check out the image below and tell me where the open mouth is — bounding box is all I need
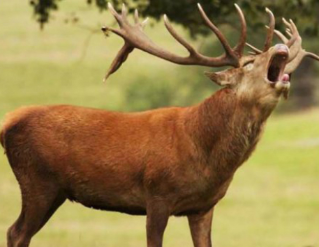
[267,49,289,84]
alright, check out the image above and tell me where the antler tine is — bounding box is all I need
[141,17,149,28]
[282,18,298,48]
[246,42,262,54]
[134,9,139,24]
[307,52,319,61]
[282,18,291,29]
[163,15,197,55]
[285,49,319,74]
[197,3,234,57]
[107,3,122,25]
[102,3,135,81]
[282,18,301,62]
[289,19,299,34]
[286,29,292,37]
[103,43,134,82]
[233,4,247,56]
[121,3,127,17]
[274,29,288,43]
[101,24,122,37]
[263,8,275,51]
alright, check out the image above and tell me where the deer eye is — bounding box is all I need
[244,62,254,71]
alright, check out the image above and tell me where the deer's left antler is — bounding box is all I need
[274,18,319,74]
[246,12,319,74]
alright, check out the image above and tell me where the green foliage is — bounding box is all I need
[30,0,60,29]
[122,67,216,111]
[30,0,319,38]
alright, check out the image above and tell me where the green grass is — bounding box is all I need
[0,0,319,246]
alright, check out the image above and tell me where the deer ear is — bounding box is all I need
[204,68,243,87]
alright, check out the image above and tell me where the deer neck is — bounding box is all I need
[185,87,277,175]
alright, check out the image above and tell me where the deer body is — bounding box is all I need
[2,86,275,247]
[3,3,318,247]
[2,88,266,216]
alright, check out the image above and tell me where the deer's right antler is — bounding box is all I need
[102,3,253,81]
[246,11,319,74]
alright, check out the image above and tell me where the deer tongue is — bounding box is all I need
[281,73,290,83]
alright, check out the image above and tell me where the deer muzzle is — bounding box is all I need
[267,44,290,85]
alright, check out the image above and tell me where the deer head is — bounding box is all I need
[102,3,319,106]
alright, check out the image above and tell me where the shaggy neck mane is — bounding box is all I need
[184,87,274,175]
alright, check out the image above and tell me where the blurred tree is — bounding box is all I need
[30,0,319,37]
[29,0,319,110]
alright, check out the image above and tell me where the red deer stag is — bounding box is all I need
[1,3,318,247]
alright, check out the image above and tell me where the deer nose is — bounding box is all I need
[274,44,289,54]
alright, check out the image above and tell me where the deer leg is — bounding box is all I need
[146,200,170,247]
[187,208,214,247]
[7,182,65,247]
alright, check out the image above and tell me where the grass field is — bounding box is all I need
[0,0,319,246]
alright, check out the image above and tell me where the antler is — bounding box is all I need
[246,7,275,55]
[263,8,275,51]
[246,10,319,73]
[273,18,319,73]
[102,3,252,81]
